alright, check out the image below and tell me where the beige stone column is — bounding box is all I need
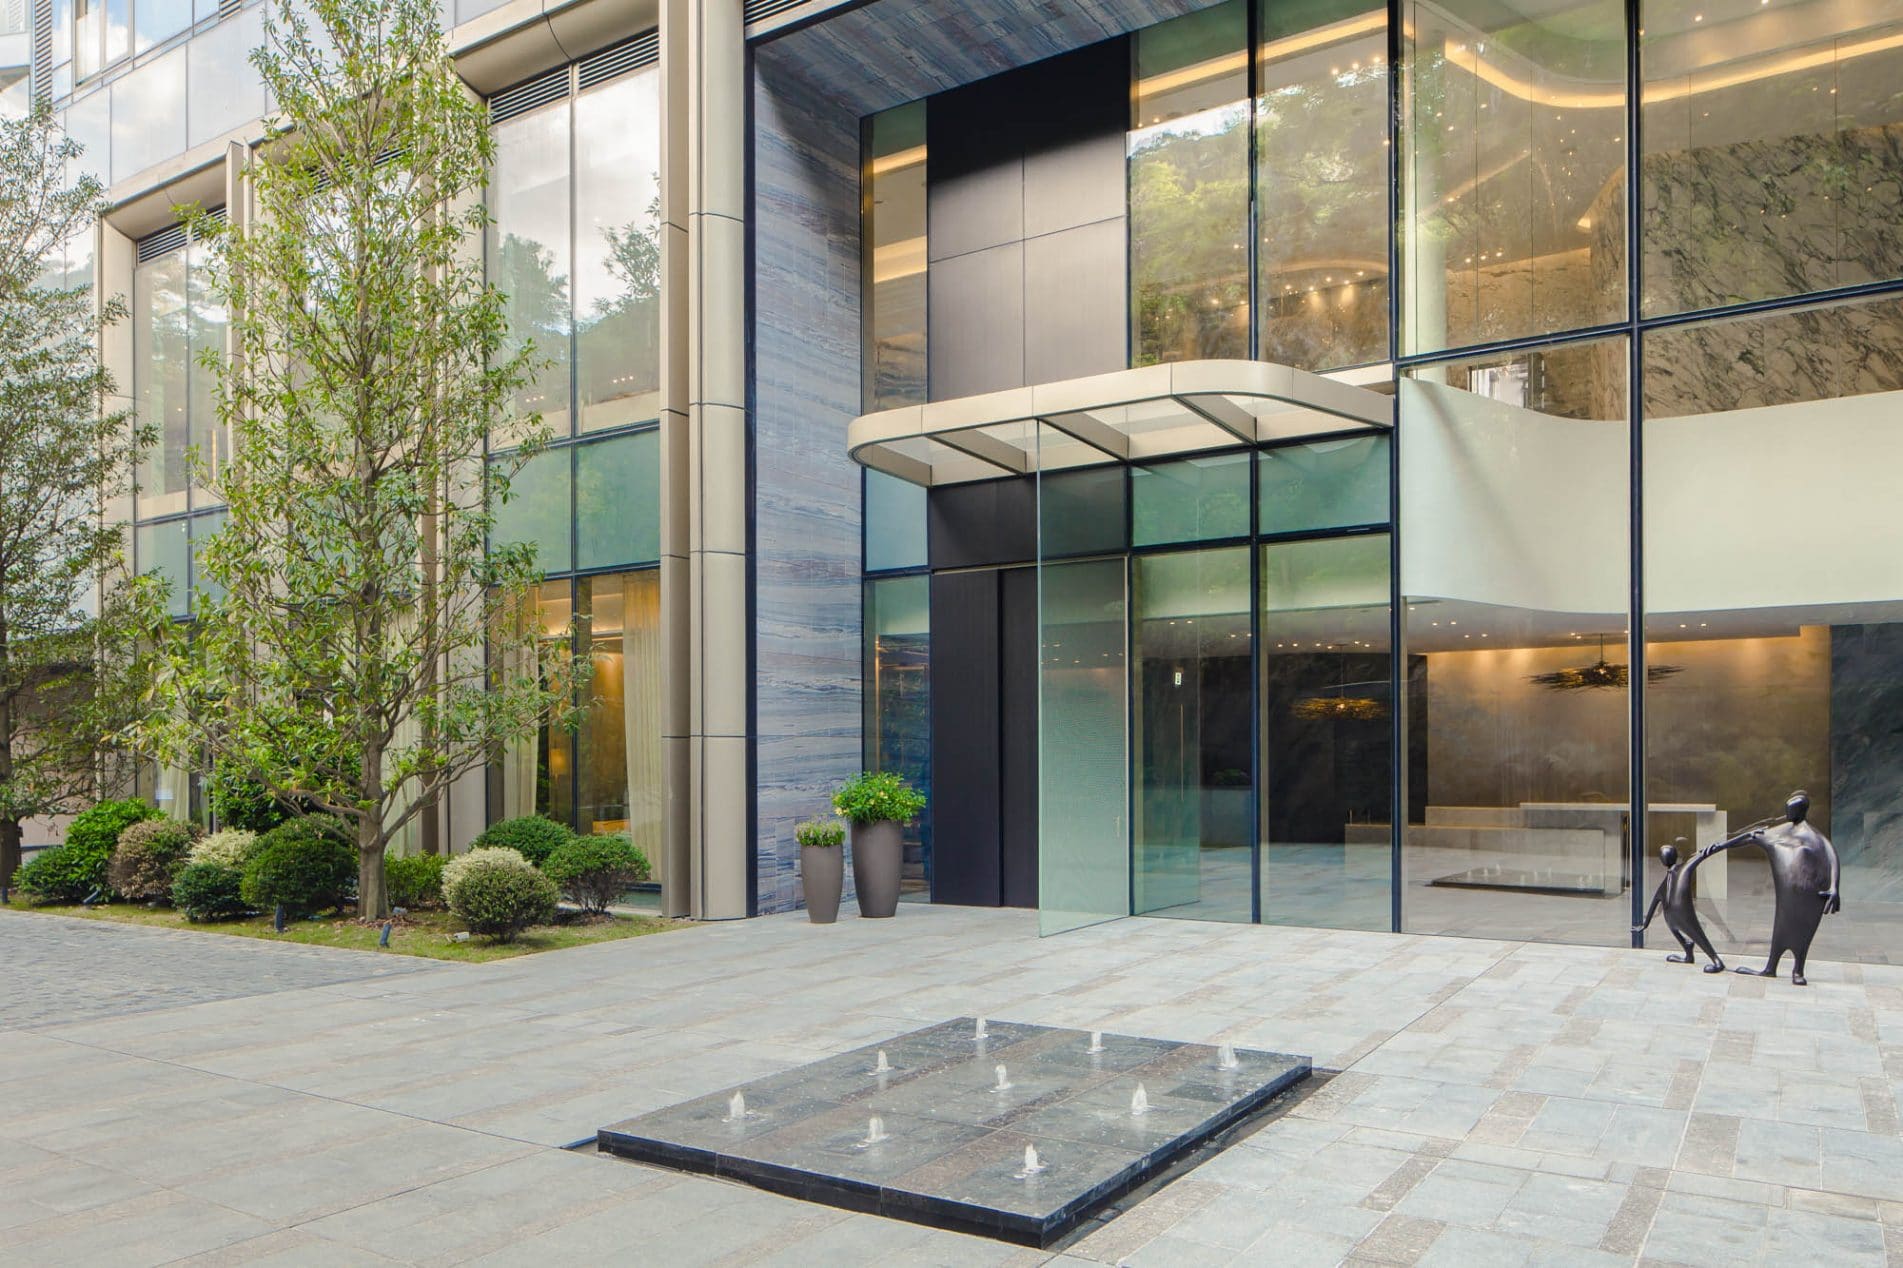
[660,0,749,919]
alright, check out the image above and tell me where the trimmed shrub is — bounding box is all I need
[107,818,204,901]
[241,816,355,917]
[191,829,259,871]
[794,816,844,848]
[443,848,558,942]
[207,762,289,833]
[470,815,573,869]
[386,853,447,909]
[171,862,248,922]
[545,833,650,914]
[831,771,927,826]
[13,797,160,902]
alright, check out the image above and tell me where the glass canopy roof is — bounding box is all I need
[847,360,1394,486]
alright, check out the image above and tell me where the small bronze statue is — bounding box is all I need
[1637,838,1724,972]
[1703,790,1841,986]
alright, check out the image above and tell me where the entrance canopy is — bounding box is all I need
[848,360,1394,486]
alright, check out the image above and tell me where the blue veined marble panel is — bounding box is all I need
[752,67,865,914]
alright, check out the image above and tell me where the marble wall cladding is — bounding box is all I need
[751,60,866,915]
[1830,623,1903,900]
[754,0,1220,116]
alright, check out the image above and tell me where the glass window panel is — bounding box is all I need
[1400,336,1629,945]
[1643,294,1903,967]
[575,68,661,433]
[534,582,575,825]
[1130,0,1251,365]
[188,8,267,149]
[1038,465,1127,559]
[491,101,572,439]
[104,0,129,67]
[62,92,110,186]
[1257,0,1391,370]
[1261,533,1392,929]
[110,48,186,185]
[0,70,28,120]
[190,509,226,607]
[1132,546,1254,922]
[1258,434,1390,534]
[135,0,191,53]
[864,468,928,572]
[866,576,932,899]
[1131,451,1250,546]
[187,239,228,504]
[137,518,190,619]
[135,250,190,519]
[491,449,572,575]
[863,101,927,410]
[1401,0,1628,354]
[75,0,102,79]
[575,572,663,875]
[575,430,659,570]
[1641,1,1903,316]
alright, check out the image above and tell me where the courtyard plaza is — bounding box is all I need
[2,903,1900,1266]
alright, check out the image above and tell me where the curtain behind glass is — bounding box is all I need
[623,572,664,886]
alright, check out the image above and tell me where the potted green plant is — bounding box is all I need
[794,816,846,924]
[831,771,926,919]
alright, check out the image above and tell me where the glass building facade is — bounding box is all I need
[857,0,1903,959]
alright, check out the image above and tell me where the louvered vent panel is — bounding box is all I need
[577,30,658,90]
[743,0,811,24]
[489,65,569,123]
[217,0,243,16]
[30,0,51,104]
[136,208,227,263]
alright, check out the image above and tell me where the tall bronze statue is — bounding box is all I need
[1701,790,1841,986]
[1637,838,1724,971]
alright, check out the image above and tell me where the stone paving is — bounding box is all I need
[3,904,1903,1265]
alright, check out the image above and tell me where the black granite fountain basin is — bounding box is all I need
[597,1018,1310,1248]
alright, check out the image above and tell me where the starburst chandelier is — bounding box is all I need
[1528,636,1682,691]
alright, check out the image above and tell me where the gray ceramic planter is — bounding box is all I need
[801,844,843,924]
[850,820,903,918]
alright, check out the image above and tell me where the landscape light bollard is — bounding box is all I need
[379,921,393,948]
[274,904,286,934]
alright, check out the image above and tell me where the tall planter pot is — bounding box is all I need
[801,844,843,924]
[850,820,902,918]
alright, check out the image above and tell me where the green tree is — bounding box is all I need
[143,0,580,917]
[0,101,157,887]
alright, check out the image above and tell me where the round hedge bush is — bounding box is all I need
[386,852,447,909]
[545,833,650,914]
[443,848,558,942]
[191,829,259,871]
[470,815,573,869]
[241,816,355,917]
[107,818,204,902]
[13,797,160,902]
[171,862,248,922]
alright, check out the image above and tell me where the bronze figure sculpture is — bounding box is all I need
[1637,838,1725,971]
[1700,790,1841,986]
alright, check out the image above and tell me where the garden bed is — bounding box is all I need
[1,898,683,963]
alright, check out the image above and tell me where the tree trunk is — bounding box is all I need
[0,817,21,895]
[358,817,388,919]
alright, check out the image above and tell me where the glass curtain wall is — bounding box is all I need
[1400,339,1631,946]
[487,46,665,886]
[863,103,927,410]
[865,576,932,897]
[1642,294,1903,964]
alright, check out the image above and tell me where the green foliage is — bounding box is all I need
[0,102,155,884]
[14,798,160,901]
[386,852,447,909]
[171,862,249,922]
[544,833,650,913]
[795,816,845,848]
[207,763,289,833]
[442,848,558,942]
[240,817,356,917]
[472,816,574,869]
[136,0,581,921]
[831,772,928,827]
[192,829,259,870]
[107,818,203,902]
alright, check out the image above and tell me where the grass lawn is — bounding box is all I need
[1,897,685,963]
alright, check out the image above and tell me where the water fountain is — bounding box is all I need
[872,1050,892,1075]
[974,1017,988,1040]
[856,1115,889,1148]
[993,1063,1013,1092]
[724,1091,748,1122]
[1217,1043,1239,1071]
[1087,1030,1104,1054]
[1130,1083,1150,1116]
[1014,1144,1047,1179]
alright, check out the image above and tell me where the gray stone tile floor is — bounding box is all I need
[4,904,1903,1265]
